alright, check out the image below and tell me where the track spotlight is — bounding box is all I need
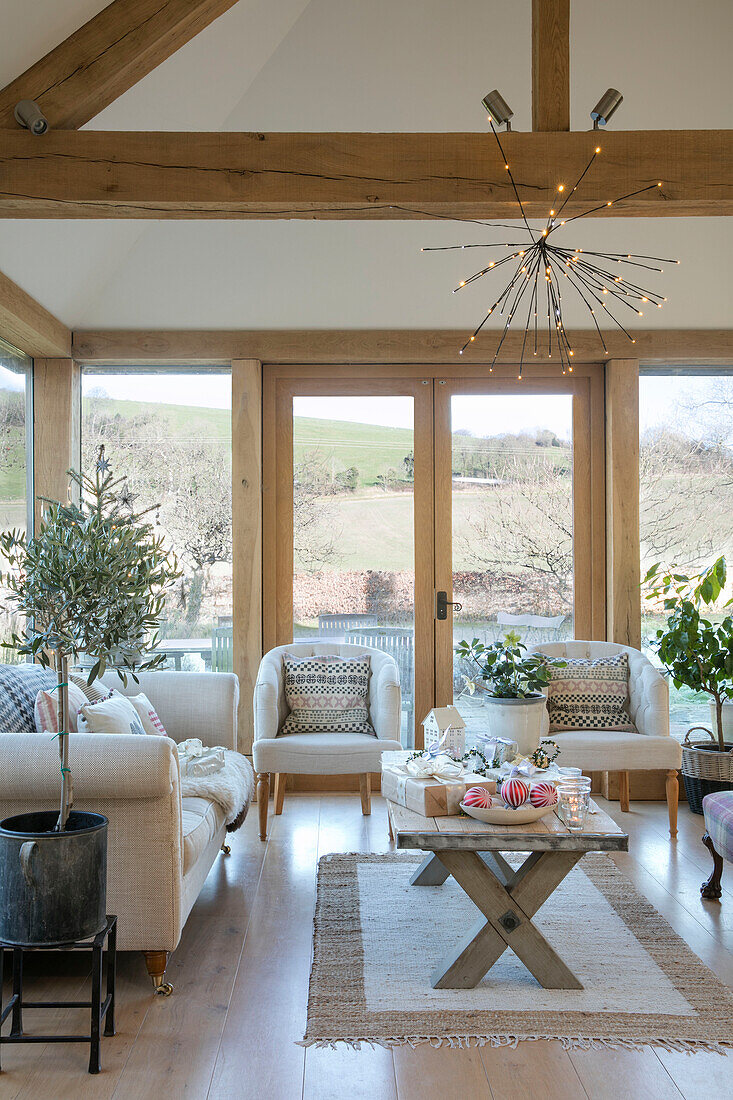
[481,89,513,131]
[14,99,49,135]
[590,88,623,129]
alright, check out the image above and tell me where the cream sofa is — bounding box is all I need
[253,643,403,839]
[0,669,239,993]
[533,641,682,836]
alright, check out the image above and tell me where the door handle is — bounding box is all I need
[435,591,462,620]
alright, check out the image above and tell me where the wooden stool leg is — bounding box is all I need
[701,832,724,899]
[257,772,270,840]
[274,773,286,815]
[666,769,679,838]
[618,770,630,812]
[359,773,371,815]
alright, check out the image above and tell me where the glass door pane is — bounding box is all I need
[446,391,576,749]
[292,395,417,746]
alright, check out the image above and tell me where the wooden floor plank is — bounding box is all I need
[480,1040,589,1100]
[110,811,268,1099]
[655,1047,733,1099]
[207,796,321,1100]
[568,1046,684,1100]
[393,1044,493,1100]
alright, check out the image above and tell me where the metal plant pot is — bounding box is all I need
[0,811,107,946]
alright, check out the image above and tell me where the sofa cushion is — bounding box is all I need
[181,795,226,874]
[280,654,375,736]
[78,691,147,736]
[34,681,88,733]
[0,665,57,732]
[553,730,682,771]
[547,653,635,733]
[253,732,403,775]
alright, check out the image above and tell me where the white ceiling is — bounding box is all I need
[0,0,731,332]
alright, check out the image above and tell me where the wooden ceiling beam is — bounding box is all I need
[0,0,240,131]
[532,0,570,131]
[0,269,71,358]
[71,328,733,366]
[0,128,729,219]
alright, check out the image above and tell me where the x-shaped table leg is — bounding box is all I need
[425,849,585,989]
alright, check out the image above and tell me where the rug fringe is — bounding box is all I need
[297,1034,733,1055]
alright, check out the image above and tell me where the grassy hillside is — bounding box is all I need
[294,415,413,487]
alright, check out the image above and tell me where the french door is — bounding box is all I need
[263,364,605,748]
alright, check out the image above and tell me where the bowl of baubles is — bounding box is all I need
[460,778,558,825]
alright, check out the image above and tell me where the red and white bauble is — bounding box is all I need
[500,778,530,809]
[529,781,558,808]
[463,786,492,809]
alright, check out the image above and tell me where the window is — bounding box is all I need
[639,369,733,737]
[82,368,232,671]
[0,338,32,657]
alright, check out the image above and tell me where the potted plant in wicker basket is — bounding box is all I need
[455,633,563,755]
[0,447,181,946]
[644,557,733,814]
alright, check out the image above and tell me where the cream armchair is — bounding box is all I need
[533,641,682,836]
[0,670,239,993]
[253,643,403,839]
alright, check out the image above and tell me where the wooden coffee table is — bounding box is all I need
[387,799,628,990]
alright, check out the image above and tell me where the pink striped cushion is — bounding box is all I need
[34,681,88,733]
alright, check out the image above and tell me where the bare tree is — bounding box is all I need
[457,455,573,610]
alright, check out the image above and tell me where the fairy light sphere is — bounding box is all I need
[423,123,678,378]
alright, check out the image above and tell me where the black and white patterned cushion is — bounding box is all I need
[0,664,58,733]
[547,653,635,732]
[280,654,375,736]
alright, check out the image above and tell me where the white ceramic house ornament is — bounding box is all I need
[422,706,466,760]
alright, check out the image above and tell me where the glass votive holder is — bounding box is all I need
[556,779,591,831]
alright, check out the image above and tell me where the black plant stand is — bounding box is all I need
[0,915,116,1074]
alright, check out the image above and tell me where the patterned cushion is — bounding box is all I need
[70,673,112,703]
[547,653,635,732]
[280,654,375,736]
[128,693,169,736]
[703,792,733,864]
[0,665,58,732]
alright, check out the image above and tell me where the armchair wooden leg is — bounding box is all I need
[618,770,630,813]
[359,773,371,816]
[274,773,286,815]
[701,832,723,899]
[257,772,270,840]
[143,951,172,996]
[666,769,679,839]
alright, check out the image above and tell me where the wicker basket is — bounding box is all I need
[681,727,733,815]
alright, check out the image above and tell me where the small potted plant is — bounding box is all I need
[644,556,733,814]
[455,632,562,755]
[0,447,181,946]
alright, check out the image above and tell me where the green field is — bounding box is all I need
[294,415,413,487]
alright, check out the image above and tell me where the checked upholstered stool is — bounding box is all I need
[701,792,733,901]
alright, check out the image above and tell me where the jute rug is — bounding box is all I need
[302,852,733,1052]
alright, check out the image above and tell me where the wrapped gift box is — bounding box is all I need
[381,752,495,817]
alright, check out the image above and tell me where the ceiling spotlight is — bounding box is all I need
[481,89,513,131]
[14,99,49,135]
[590,88,623,129]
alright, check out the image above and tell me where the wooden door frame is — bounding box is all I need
[263,364,435,741]
[432,364,606,706]
[263,362,605,744]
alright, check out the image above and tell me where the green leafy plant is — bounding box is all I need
[644,556,733,751]
[0,446,182,829]
[455,631,563,699]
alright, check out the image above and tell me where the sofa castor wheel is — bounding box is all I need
[221,843,231,855]
[154,982,174,997]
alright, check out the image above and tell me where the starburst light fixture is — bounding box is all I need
[422,121,679,377]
